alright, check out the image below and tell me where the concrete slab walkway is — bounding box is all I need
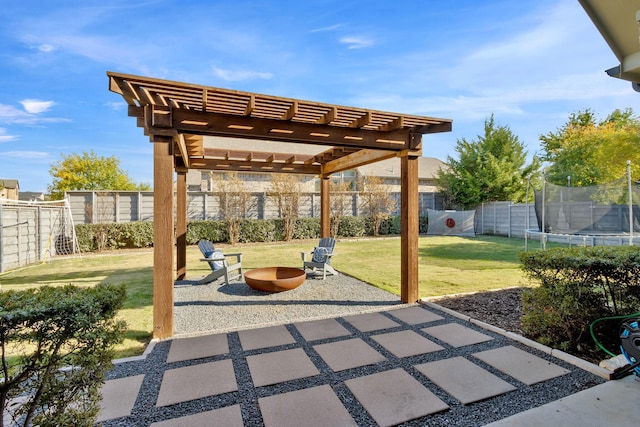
[94,301,631,426]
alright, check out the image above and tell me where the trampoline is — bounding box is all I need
[525,161,640,250]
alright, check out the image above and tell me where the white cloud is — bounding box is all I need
[339,36,374,49]
[2,150,50,158]
[310,24,342,33]
[105,101,126,111]
[0,104,33,123]
[38,44,55,53]
[0,128,18,143]
[20,99,55,114]
[211,65,273,82]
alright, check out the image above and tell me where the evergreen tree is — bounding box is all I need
[437,115,539,209]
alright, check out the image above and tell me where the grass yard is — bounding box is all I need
[0,235,540,358]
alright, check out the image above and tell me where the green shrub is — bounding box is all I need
[519,246,640,358]
[293,218,320,240]
[240,219,280,243]
[337,216,368,237]
[0,284,126,426]
[76,214,428,252]
[75,224,96,252]
[185,220,227,244]
[116,221,154,248]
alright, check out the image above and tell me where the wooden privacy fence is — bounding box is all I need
[65,191,444,224]
[0,200,76,273]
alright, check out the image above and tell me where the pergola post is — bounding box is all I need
[400,150,419,303]
[320,175,331,237]
[152,136,174,339]
[176,169,187,280]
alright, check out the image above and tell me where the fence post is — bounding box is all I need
[508,202,512,238]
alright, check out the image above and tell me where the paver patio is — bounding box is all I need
[98,303,609,426]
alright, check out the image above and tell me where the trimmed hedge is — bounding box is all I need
[74,215,430,251]
[519,246,640,358]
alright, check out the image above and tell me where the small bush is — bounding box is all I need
[337,216,368,237]
[240,219,280,243]
[0,284,126,426]
[185,220,227,244]
[293,218,320,240]
[519,246,640,358]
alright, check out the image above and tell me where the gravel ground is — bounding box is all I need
[173,271,403,336]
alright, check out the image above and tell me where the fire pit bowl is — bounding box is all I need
[245,267,306,292]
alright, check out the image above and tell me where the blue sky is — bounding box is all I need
[0,0,638,192]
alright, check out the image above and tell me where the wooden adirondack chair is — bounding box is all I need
[197,240,243,285]
[301,237,337,279]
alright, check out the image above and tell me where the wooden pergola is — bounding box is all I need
[107,71,453,338]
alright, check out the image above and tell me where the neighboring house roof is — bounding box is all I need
[579,0,640,86]
[18,191,45,201]
[356,157,447,180]
[0,179,19,189]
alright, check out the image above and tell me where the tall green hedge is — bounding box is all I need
[74,215,429,251]
[519,246,640,359]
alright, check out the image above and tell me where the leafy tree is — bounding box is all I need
[437,115,540,209]
[540,108,640,186]
[212,172,252,245]
[330,181,352,239]
[359,176,396,236]
[268,174,301,241]
[48,150,151,200]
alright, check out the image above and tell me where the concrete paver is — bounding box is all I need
[156,359,237,407]
[343,311,400,332]
[294,318,353,342]
[150,405,244,427]
[387,306,444,325]
[259,385,358,427]
[237,325,296,351]
[473,345,571,385]
[423,322,494,347]
[345,368,449,427]
[372,330,444,358]
[415,356,516,404]
[166,333,229,363]
[246,348,319,387]
[313,338,386,371]
[97,374,144,422]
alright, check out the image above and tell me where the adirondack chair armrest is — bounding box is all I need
[301,250,335,262]
[222,252,242,262]
[201,252,242,261]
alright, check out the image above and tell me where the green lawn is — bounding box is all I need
[0,235,540,358]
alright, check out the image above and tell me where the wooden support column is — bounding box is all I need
[152,136,174,339]
[320,175,331,237]
[176,169,187,280]
[400,150,419,303]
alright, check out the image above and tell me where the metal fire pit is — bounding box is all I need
[244,267,306,292]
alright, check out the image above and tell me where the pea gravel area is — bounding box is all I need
[173,271,403,336]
